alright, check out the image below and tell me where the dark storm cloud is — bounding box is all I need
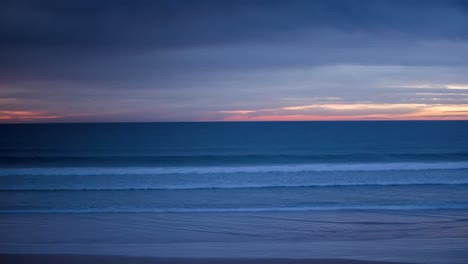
[2,0,468,50]
[1,1,467,55]
[1,0,467,84]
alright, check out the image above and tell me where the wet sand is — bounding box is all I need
[0,210,467,263]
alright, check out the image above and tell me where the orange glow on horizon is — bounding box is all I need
[2,104,468,123]
[222,114,468,121]
[0,110,61,122]
[218,103,468,121]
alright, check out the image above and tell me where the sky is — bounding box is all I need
[1,0,468,122]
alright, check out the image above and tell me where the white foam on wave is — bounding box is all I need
[1,204,468,214]
[2,161,468,176]
[2,181,468,191]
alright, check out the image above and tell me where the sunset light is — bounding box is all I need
[1,1,468,264]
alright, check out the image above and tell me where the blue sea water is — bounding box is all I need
[1,121,468,213]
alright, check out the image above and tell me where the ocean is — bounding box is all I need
[1,121,468,213]
[1,121,468,263]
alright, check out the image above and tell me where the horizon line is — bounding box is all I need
[2,119,468,125]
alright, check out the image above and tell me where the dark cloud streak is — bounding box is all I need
[2,0,468,51]
[2,0,468,81]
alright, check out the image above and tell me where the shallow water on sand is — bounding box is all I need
[0,211,467,263]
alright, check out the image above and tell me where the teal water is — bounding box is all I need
[1,121,468,212]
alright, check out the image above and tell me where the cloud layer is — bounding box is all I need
[1,0,468,122]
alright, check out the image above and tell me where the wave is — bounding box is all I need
[2,161,468,176]
[1,182,468,192]
[2,205,468,214]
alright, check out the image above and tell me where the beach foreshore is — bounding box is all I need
[0,254,413,264]
[0,211,467,264]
